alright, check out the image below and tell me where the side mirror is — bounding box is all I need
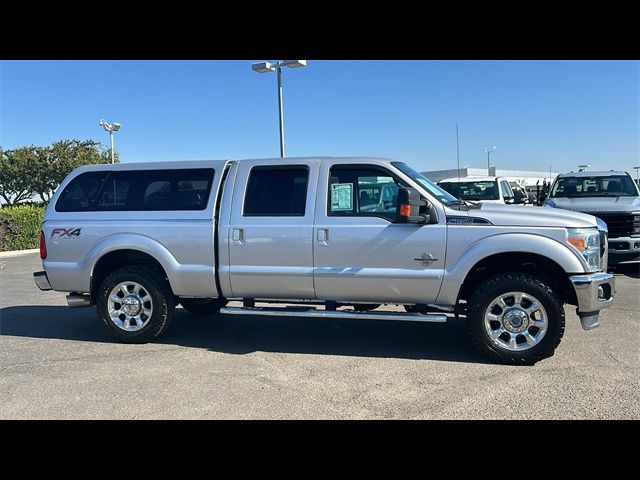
[396,187,429,224]
[513,190,525,204]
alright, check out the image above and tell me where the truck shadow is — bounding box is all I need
[0,306,489,364]
[609,263,640,279]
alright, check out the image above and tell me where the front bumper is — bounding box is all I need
[608,249,640,264]
[569,272,615,331]
[33,271,52,291]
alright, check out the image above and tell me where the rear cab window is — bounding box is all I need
[55,168,215,212]
[243,166,309,216]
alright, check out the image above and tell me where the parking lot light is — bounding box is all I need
[252,60,307,158]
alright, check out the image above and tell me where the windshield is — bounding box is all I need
[391,162,458,205]
[439,180,500,201]
[550,175,639,197]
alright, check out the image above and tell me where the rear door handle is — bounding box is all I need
[232,228,245,246]
[317,228,330,246]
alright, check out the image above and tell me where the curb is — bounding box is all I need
[0,248,40,258]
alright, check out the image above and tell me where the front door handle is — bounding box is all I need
[232,228,245,246]
[317,228,330,246]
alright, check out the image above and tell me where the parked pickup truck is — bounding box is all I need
[33,157,615,365]
[437,176,519,205]
[544,170,640,265]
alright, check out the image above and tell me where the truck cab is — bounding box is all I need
[544,170,640,265]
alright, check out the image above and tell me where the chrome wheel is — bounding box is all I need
[107,281,153,332]
[484,291,548,352]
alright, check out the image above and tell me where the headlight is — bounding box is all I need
[566,227,600,272]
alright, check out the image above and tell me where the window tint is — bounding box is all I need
[438,180,499,201]
[143,181,171,209]
[57,169,214,212]
[328,166,403,221]
[55,171,108,212]
[243,166,309,216]
[551,175,639,197]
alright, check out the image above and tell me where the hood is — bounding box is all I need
[545,195,640,213]
[459,203,598,228]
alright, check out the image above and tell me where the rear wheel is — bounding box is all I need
[465,273,565,365]
[179,298,228,315]
[97,265,175,343]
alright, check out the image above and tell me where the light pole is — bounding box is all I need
[99,119,121,164]
[252,60,306,158]
[483,146,496,175]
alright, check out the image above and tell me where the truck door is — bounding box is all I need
[313,161,447,304]
[226,159,319,299]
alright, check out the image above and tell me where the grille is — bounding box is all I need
[593,213,640,238]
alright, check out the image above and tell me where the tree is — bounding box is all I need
[0,146,40,205]
[37,140,114,202]
[0,139,115,204]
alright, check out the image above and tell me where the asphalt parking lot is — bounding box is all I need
[0,252,638,419]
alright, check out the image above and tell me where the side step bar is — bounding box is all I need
[219,306,447,323]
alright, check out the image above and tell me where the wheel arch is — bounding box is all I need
[457,252,578,306]
[437,233,585,307]
[90,249,172,303]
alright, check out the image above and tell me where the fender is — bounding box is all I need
[436,232,587,306]
[81,233,216,297]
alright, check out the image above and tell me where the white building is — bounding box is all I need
[422,166,558,187]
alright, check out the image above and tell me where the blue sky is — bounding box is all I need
[1,60,638,174]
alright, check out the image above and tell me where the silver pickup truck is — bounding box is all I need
[33,157,615,365]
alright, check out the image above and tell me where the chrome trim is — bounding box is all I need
[570,272,615,314]
[447,216,493,225]
[220,307,447,323]
[66,293,91,308]
[483,291,548,352]
[596,218,608,271]
[33,271,52,291]
[107,281,153,331]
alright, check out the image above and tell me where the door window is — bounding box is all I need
[328,166,404,221]
[243,166,309,216]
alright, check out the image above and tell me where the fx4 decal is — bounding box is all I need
[51,228,82,238]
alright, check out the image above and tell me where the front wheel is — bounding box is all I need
[96,265,175,343]
[465,273,565,365]
[179,298,228,315]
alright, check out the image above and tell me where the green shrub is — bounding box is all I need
[0,204,45,251]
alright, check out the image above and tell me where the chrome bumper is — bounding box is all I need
[33,271,52,291]
[569,272,615,331]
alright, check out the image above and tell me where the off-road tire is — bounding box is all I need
[97,265,175,343]
[466,272,565,365]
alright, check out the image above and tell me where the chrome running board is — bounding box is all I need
[219,306,447,323]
